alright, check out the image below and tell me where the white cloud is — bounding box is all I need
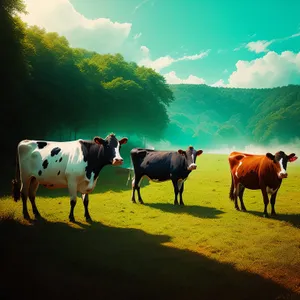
[291,32,300,38]
[246,40,272,53]
[138,47,209,72]
[164,71,206,84]
[133,0,150,14]
[234,43,246,51]
[248,33,257,39]
[245,31,300,53]
[227,51,300,88]
[210,79,227,87]
[140,45,150,56]
[134,32,142,39]
[20,0,131,54]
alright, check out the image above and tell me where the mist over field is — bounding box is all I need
[148,138,300,157]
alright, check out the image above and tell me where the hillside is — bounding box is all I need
[164,84,300,148]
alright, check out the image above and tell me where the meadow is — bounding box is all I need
[0,154,299,300]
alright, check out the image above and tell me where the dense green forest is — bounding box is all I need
[1,0,300,193]
[1,0,174,186]
[166,84,300,149]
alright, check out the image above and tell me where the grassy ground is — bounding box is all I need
[1,154,300,300]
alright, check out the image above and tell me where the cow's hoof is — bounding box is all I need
[241,208,247,212]
[235,207,240,211]
[139,200,144,205]
[85,216,92,222]
[174,202,178,205]
[34,213,42,219]
[271,212,276,217]
[23,213,30,220]
[69,217,75,223]
[180,203,184,206]
[263,213,269,218]
[132,199,136,204]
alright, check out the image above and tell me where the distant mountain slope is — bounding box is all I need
[164,84,300,148]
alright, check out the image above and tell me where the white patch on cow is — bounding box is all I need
[191,154,194,162]
[188,163,197,170]
[18,139,99,195]
[266,187,278,194]
[87,172,95,190]
[235,161,243,178]
[278,158,287,177]
[177,178,186,190]
[112,143,123,165]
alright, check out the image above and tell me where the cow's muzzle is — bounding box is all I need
[188,163,197,171]
[279,172,288,179]
[112,158,123,166]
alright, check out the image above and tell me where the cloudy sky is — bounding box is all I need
[21,0,300,88]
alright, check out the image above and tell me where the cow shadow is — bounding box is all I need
[247,210,300,229]
[1,215,299,300]
[145,203,224,219]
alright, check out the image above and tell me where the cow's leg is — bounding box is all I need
[233,179,240,211]
[238,184,247,211]
[28,177,41,218]
[82,193,91,221]
[178,180,184,206]
[270,191,278,216]
[172,179,179,205]
[68,181,78,222]
[137,186,143,204]
[131,177,136,203]
[260,187,269,217]
[20,177,30,220]
[132,175,144,204]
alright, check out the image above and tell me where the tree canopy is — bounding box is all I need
[1,0,174,186]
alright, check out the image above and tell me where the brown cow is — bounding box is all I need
[228,151,297,217]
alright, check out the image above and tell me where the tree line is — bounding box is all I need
[1,0,174,188]
[167,84,300,148]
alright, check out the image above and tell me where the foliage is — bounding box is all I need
[167,84,300,147]
[1,0,174,183]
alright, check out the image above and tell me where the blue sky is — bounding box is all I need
[21,0,300,88]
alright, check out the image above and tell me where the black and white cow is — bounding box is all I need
[130,146,203,205]
[12,134,128,222]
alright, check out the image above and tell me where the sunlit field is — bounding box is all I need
[1,154,300,300]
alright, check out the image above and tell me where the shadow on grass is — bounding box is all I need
[247,210,300,229]
[145,203,224,219]
[1,215,298,300]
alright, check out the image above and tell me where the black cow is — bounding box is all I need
[130,146,203,205]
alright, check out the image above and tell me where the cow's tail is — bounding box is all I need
[12,150,21,202]
[229,173,234,201]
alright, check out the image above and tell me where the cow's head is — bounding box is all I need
[178,146,203,171]
[94,134,128,166]
[266,151,298,179]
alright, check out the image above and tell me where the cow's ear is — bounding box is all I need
[94,137,105,145]
[196,150,203,156]
[119,137,128,145]
[288,153,298,162]
[266,153,275,160]
[178,149,185,155]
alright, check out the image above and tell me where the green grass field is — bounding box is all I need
[1,154,300,300]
